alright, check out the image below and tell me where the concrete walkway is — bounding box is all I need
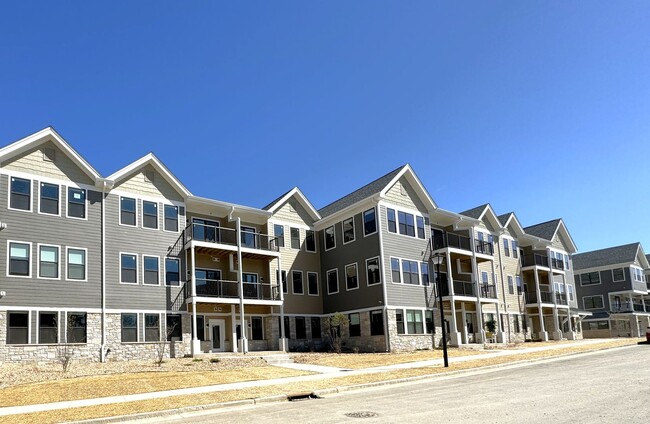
[0,339,632,417]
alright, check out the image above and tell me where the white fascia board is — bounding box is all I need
[266,187,321,221]
[379,164,438,212]
[314,197,377,231]
[107,153,192,198]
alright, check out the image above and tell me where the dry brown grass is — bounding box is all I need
[3,339,640,424]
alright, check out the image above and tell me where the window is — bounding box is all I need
[121,313,138,342]
[67,248,86,280]
[165,258,180,286]
[142,201,158,229]
[192,218,220,242]
[251,317,264,340]
[277,269,288,294]
[292,271,304,294]
[349,313,361,337]
[274,224,285,248]
[8,242,30,277]
[580,272,600,286]
[164,205,178,232]
[481,271,489,285]
[391,258,401,283]
[7,312,28,344]
[612,268,625,282]
[343,217,355,243]
[512,241,519,259]
[295,317,307,339]
[307,272,318,296]
[370,310,384,336]
[67,188,86,219]
[191,315,205,341]
[507,276,514,295]
[402,260,419,285]
[516,275,522,293]
[420,262,430,286]
[564,254,570,270]
[145,314,160,342]
[345,263,358,290]
[568,285,574,301]
[387,208,397,233]
[305,230,316,252]
[67,312,87,343]
[503,239,510,257]
[39,182,59,215]
[396,310,405,334]
[406,310,424,334]
[120,197,136,226]
[632,267,644,282]
[39,312,58,344]
[587,321,609,330]
[514,315,521,333]
[324,226,335,250]
[121,253,137,284]
[39,245,59,278]
[290,227,300,249]
[327,269,339,294]
[363,208,377,235]
[310,317,321,339]
[366,257,381,286]
[425,310,434,334]
[416,216,425,239]
[166,314,182,341]
[284,316,291,339]
[583,295,604,310]
[398,211,415,237]
[143,256,159,285]
[10,177,31,211]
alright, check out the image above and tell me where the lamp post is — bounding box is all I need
[433,253,449,367]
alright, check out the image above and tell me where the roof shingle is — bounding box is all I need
[523,219,561,241]
[572,243,641,270]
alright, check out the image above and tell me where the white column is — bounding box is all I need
[190,245,201,355]
[445,251,461,346]
[278,256,287,352]
[236,217,248,353]
[446,251,455,295]
[533,269,548,341]
[231,304,237,353]
[469,228,484,344]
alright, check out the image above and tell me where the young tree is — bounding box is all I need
[326,313,349,354]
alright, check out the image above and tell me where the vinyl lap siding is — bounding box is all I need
[384,179,427,212]
[113,165,184,202]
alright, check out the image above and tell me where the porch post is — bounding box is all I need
[460,303,468,344]
[190,245,201,355]
[231,305,237,353]
[469,228,484,343]
[278,256,287,352]
[491,258,504,342]
[445,251,461,346]
[533,269,548,341]
[236,217,248,353]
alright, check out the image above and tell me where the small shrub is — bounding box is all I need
[192,358,203,362]
[210,358,220,363]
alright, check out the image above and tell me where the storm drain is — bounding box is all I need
[287,392,320,401]
[344,411,379,419]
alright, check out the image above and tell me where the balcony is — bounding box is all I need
[474,240,494,256]
[526,291,553,304]
[480,284,498,299]
[440,278,475,297]
[555,293,568,305]
[521,254,549,268]
[432,232,472,252]
[185,223,279,253]
[188,279,280,301]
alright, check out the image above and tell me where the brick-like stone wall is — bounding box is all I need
[385,309,441,352]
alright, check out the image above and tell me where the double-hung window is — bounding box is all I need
[145,314,160,342]
[67,312,87,343]
[307,272,318,295]
[612,268,625,282]
[143,256,159,285]
[292,270,304,294]
[305,230,316,252]
[366,257,381,285]
[349,313,361,337]
[391,258,401,283]
[503,239,510,257]
[39,312,58,344]
[324,226,335,250]
[512,241,518,259]
[165,258,180,286]
[343,218,355,243]
[276,269,288,294]
[425,310,434,334]
[327,269,339,294]
[580,272,600,286]
[398,211,415,237]
[402,260,419,285]
[39,245,59,279]
[370,310,384,336]
[166,314,182,341]
[396,310,405,334]
[164,205,178,232]
[507,276,514,295]
[274,224,285,248]
[345,263,358,290]
[363,208,377,235]
[9,242,30,277]
[39,182,59,215]
[120,197,136,226]
[121,253,138,284]
[420,262,430,286]
[7,312,29,344]
[142,201,158,229]
[121,313,138,342]
[10,177,31,211]
[406,310,424,334]
[387,208,397,233]
[67,188,86,219]
[416,216,425,239]
[67,248,86,280]
[290,227,300,249]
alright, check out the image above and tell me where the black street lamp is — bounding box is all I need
[432,253,449,367]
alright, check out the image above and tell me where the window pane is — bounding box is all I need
[10,244,29,259]
[391,258,401,283]
[40,183,59,214]
[416,216,425,239]
[40,246,58,278]
[143,201,158,229]
[121,254,137,283]
[292,271,303,294]
[343,218,354,243]
[327,270,338,293]
[39,312,58,344]
[10,178,31,210]
[8,312,29,344]
[290,227,300,249]
[305,230,316,252]
[308,272,318,295]
[364,209,377,235]
[325,226,335,249]
[164,205,178,231]
[367,258,381,285]
[68,188,86,218]
[9,243,30,276]
[67,313,87,343]
[346,264,358,290]
[165,258,180,286]
[387,208,396,233]
[274,224,285,247]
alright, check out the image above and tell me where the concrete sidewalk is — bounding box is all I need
[0,339,632,418]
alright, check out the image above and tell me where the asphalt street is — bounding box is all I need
[141,345,650,424]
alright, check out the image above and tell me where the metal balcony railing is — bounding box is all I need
[526,291,553,304]
[555,293,568,305]
[480,284,497,299]
[551,258,565,270]
[188,279,280,301]
[521,254,549,268]
[474,240,494,256]
[186,223,279,252]
[432,232,472,251]
[453,280,476,297]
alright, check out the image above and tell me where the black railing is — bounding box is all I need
[526,291,553,304]
[521,254,549,268]
[188,279,280,301]
[186,223,279,252]
[634,303,645,312]
[453,280,476,297]
[474,240,494,255]
[480,284,497,299]
[432,232,471,251]
[551,258,565,270]
[555,293,568,305]
[170,283,187,311]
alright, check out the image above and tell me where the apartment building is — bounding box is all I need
[0,128,589,363]
[573,243,650,338]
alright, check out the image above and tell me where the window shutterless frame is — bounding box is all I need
[307,271,319,296]
[66,247,88,281]
[305,229,316,253]
[342,217,355,244]
[37,244,60,280]
[120,252,139,284]
[8,176,32,212]
[143,255,160,286]
[326,268,339,294]
[120,196,137,226]
[363,207,377,236]
[366,257,381,286]
[38,182,60,216]
[7,240,32,278]
[164,257,181,286]
[345,262,359,291]
[324,226,336,251]
[67,187,87,220]
[163,204,179,232]
[292,270,304,295]
[142,200,159,230]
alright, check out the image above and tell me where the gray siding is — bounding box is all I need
[573,272,610,310]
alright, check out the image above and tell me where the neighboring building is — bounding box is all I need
[573,243,650,338]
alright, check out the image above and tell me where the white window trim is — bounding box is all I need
[366,256,382,286]
[345,262,359,291]
[582,294,604,310]
[164,257,181,287]
[324,226,336,251]
[307,271,319,296]
[37,243,61,281]
[7,175,33,213]
[326,268,339,295]
[389,257,401,284]
[363,208,378,237]
[163,203,180,233]
[273,224,285,248]
[36,310,60,344]
[142,255,161,286]
[119,196,138,227]
[66,246,88,282]
[6,240,32,278]
[290,227,301,250]
[631,266,644,282]
[612,268,625,283]
[119,252,139,285]
[567,285,575,302]
[141,200,160,231]
[304,229,317,253]
[66,186,88,221]
[580,272,601,287]
[342,217,356,245]
[121,312,140,343]
[291,270,304,295]
[37,181,61,217]
[507,275,514,295]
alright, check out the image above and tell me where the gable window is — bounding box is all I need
[327,269,339,294]
[370,310,384,336]
[295,317,307,339]
[7,312,29,344]
[307,272,319,295]
[391,258,401,283]
[143,256,159,285]
[274,224,284,248]
[290,227,300,249]
[277,269,288,294]
[343,217,355,244]
[39,245,59,279]
[67,248,86,280]
[402,260,419,285]
[10,177,31,211]
[416,216,425,239]
[366,257,381,286]
[349,313,361,337]
[121,313,138,342]
[67,188,86,219]
[292,270,304,294]
[583,295,604,310]
[363,208,377,236]
[387,208,397,233]
[165,258,180,286]
[512,241,519,259]
[398,211,415,237]
[67,312,87,343]
[121,253,137,284]
[420,262,430,286]
[406,310,424,334]
[324,226,336,250]
[345,263,358,290]
[39,182,59,215]
[503,239,510,257]
[120,197,136,226]
[311,317,321,339]
[612,268,625,282]
[142,201,158,229]
[507,276,514,295]
[396,310,405,334]
[164,205,178,232]
[145,314,160,342]
[305,230,316,252]
[9,242,31,277]
[39,312,58,344]
[166,314,182,341]
[580,272,600,286]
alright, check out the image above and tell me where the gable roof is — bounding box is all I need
[460,204,489,219]
[107,153,192,198]
[497,212,514,227]
[459,203,503,232]
[0,127,101,182]
[498,212,526,237]
[523,219,562,240]
[263,187,321,221]
[573,243,644,270]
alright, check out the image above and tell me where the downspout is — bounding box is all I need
[100,180,107,362]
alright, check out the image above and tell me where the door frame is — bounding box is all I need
[208,319,226,352]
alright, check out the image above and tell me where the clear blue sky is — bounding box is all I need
[1,2,649,252]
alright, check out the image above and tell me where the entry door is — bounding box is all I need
[209,319,225,351]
